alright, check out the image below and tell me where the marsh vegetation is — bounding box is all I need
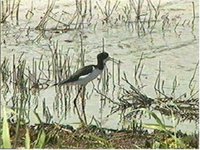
[0,0,199,148]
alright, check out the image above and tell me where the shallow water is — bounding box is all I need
[1,0,199,132]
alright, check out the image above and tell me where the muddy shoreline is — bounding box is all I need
[2,122,198,149]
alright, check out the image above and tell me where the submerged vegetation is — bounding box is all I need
[0,0,199,149]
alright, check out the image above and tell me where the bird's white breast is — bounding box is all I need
[75,68,102,85]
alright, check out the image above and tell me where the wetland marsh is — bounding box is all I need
[0,0,199,148]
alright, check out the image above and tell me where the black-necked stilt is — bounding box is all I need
[52,52,111,124]
[53,51,111,86]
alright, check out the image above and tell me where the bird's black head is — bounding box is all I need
[97,52,109,62]
[96,52,110,69]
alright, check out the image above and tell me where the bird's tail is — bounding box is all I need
[51,79,70,87]
[51,83,58,87]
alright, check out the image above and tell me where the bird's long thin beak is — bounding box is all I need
[109,57,120,64]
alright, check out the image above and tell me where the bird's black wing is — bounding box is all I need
[53,65,95,86]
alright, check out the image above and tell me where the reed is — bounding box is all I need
[134,52,144,87]
[154,61,162,97]
[35,0,55,30]
[75,0,88,29]
[122,3,132,25]
[96,0,120,24]
[191,2,195,30]
[174,17,181,33]
[129,0,144,36]
[0,0,21,23]
[161,13,169,31]
[15,0,21,25]
[188,62,199,96]
[147,0,161,33]
[1,58,10,100]
[117,60,121,85]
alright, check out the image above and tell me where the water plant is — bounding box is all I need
[0,0,21,24]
